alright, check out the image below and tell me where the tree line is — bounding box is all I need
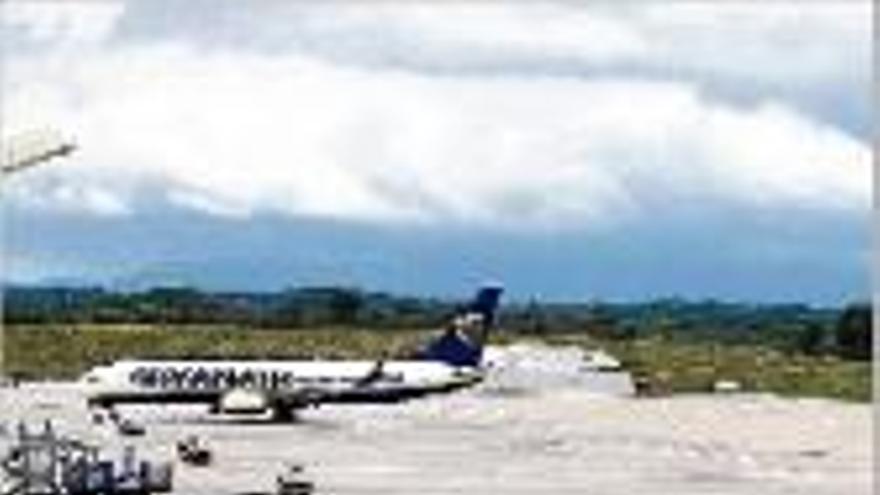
[3,286,871,361]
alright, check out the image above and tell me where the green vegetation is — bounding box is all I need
[4,325,430,380]
[3,324,871,402]
[2,286,871,402]
[835,303,872,360]
[543,334,871,402]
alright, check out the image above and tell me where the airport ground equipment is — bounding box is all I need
[90,409,144,437]
[713,379,743,394]
[275,465,313,495]
[0,421,172,495]
[115,420,145,438]
[175,436,211,467]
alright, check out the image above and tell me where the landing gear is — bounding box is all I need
[271,405,298,423]
[88,405,118,425]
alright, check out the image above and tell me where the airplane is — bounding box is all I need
[80,285,503,421]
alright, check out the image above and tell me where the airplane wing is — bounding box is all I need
[280,364,484,407]
[1,129,76,176]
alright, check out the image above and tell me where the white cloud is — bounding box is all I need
[619,2,870,85]
[1,3,870,228]
[5,173,131,218]
[1,1,124,45]
[189,2,870,90]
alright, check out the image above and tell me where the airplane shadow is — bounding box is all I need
[176,414,344,431]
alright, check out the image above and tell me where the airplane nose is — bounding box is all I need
[81,369,107,385]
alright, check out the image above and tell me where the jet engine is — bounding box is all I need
[218,389,269,414]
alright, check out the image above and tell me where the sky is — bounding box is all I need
[0,1,872,304]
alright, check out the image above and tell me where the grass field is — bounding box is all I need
[541,334,872,402]
[3,324,432,380]
[2,325,871,402]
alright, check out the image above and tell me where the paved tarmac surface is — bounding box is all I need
[1,345,873,495]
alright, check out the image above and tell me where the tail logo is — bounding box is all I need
[419,285,503,367]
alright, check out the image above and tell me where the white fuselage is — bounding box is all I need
[81,359,481,413]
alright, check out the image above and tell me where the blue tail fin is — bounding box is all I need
[419,285,503,367]
[466,284,504,334]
